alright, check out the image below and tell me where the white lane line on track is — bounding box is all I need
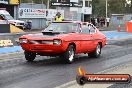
[55,55,132,88]
[0,51,23,56]
[0,51,24,62]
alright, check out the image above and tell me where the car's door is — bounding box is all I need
[88,24,98,50]
[79,24,94,53]
[67,23,82,54]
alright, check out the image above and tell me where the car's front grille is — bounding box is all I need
[29,40,41,44]
[29,40,53,44]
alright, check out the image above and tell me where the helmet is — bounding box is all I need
[56,12,61,16]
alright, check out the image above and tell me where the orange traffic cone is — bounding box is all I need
[117,25,121,32]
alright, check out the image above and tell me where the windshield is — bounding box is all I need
[4,14,14,20]
[44,23,80,33]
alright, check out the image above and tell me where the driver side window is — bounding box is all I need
[88,24,96,34]
[81,25,90,34]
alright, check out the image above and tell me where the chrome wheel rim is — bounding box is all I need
[96,45,101,55]
[68,48,74,62]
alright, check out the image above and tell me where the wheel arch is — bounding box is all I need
[98,42,102,48]
[68,42,76,51]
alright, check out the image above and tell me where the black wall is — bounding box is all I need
[0,4,14,17]
[0,24,10,33]
[84,15,90,22]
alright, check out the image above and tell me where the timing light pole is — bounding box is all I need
[47,0,50,9]
[106,0,108,18]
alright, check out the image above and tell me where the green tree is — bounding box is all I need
[92,0,106,17]
[125,0,132,13]
[108,0,126,14]
[92,0,127,17]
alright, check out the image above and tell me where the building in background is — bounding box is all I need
[80,0,92,22]
[0,0,92,29]
[18,3,46,29]
[18,3,64,29]
[51,0,92,22]
[111,14,132,25]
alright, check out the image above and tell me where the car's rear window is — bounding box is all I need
[44,23,80,33]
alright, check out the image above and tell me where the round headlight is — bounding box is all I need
[53,40,61,45]
[19,39,28,43]
[30,40,39,44]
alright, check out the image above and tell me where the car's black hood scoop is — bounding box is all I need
[42,31,65,36]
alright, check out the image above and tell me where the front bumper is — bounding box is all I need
[20,43,67,55]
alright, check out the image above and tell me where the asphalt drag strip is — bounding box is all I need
[0,38,132,88]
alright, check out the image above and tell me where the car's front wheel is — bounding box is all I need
[88,43,101,58]
[61,45,75,64]
[24,51,36,62]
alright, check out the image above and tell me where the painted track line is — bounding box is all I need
[55,55,132,88]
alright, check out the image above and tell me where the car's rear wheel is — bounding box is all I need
[62,45,75,64]
[24,51,36,62]
[88,43,101,58]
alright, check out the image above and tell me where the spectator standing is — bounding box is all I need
[55,12,64,22]
[106,17,110,27]
[95,18,98,26]
[100,17,104,27]
[24,20,32,30]
[91,17,95,26]
[97,17,100,27]
[102,17,105,26]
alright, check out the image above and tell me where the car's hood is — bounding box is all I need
[22,32,74,40]
[8,20,25,23]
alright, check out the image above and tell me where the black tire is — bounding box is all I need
[62,45,75,64]
[76,76,87,85]
[24,51,36,62]
[88,43,101,58]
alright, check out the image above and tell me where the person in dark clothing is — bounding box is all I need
[97,17,100,27]
[102,17,105,26]
[106,17,110,27]
[100,17,104,27]
[91,17,95,26]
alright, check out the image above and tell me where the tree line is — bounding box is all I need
[21,0,48,4]
[92,0,132,17]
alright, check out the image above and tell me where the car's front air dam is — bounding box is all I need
[21,44,67,54]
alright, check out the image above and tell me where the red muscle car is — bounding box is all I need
[19,21,106,64]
